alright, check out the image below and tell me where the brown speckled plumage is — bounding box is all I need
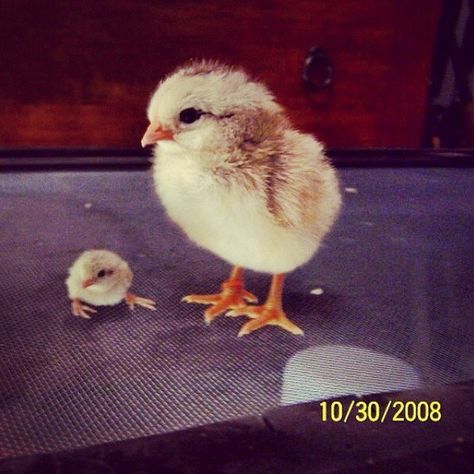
[174,59,236,78]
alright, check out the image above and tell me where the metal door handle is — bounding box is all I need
[302,46,333,90]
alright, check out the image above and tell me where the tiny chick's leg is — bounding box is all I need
[182,266,258,325]
[71,298,97,319]
[228,274,303,337]
[126,293,157,311]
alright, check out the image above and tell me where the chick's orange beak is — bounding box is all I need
[141,122,174,147]
[82,278,96,289]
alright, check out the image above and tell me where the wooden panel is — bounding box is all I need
[0,0,440,148]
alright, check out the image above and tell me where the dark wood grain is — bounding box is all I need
[0,0,440,148]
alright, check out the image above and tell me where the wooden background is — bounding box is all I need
[0,0,440,148]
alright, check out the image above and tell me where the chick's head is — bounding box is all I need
[142,60,284,152]
[76,250,127,294]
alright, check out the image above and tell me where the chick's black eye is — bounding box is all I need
[179,107,202,124]
[97,270,106,278]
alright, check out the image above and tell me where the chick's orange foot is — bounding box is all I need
[181,267,257,325]
[227,305,304,337]
[125,293,157,311]
[71,298,97,319]
[227,273,303,337]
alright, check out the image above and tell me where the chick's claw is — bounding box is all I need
[182,279,258,325]
[71,299,97,319]
[181,294,222,305]
[125,293,157,311]
[231,306,304,337]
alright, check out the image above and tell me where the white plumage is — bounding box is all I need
[66,249,156,318]
[153,138,337,274]
[142,60,341,336]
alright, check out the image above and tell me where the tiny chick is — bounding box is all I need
[142,60,341,336]
[66,250,156,318]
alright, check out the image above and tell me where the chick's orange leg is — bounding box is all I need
[126,293,157,311]
[71,298,97,319]
[227,274,304,337]
[182,266,257,325]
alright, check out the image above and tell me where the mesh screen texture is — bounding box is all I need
[0,167,473,458]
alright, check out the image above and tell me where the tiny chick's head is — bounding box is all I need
[73,250,129,293]
[142,60,284,151]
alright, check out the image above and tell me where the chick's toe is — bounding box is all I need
[125,293,157,311]
[235,306,304,337]
[182,276,257,325]
[71,299,97,319]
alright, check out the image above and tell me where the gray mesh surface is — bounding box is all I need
[0,167,473,458]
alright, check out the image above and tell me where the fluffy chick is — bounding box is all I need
[66,249,156,319]
[142,60,341,336]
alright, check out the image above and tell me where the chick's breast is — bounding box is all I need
[153,130,341,275]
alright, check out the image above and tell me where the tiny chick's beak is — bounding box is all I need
[141,122,174,147]
[82,278,97,289]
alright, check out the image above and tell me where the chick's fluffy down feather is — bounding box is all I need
[66,250,132,306]
[151,62,341,274]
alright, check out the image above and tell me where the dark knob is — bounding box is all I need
[302,46,333,90]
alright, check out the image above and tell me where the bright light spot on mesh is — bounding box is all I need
[344,187,358,193]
